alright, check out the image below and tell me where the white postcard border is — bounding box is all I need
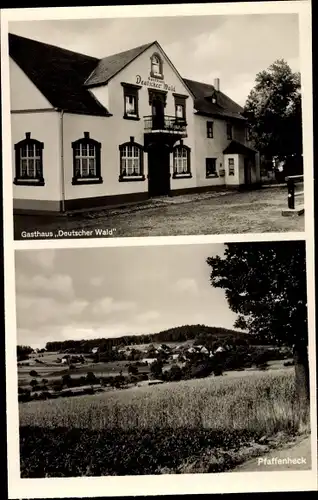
[2,1,317,497]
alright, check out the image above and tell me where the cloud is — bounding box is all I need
[90,276,104,287]
[136,310,160,324]
[16,273,74,301]
[24,250,56,271]
[16,295,88,328]
[91,297,136,317]
[173,278,199,295]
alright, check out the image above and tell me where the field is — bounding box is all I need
[19,368,307,477]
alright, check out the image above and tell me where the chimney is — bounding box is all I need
[214,78,220,91]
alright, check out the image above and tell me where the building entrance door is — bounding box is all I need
[148,144,170,197]
[152,97,165,130]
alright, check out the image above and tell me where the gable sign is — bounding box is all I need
[136,75,176,92]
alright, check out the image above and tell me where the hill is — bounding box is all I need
[42,324,266,354]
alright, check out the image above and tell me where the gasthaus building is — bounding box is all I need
[9,33,260,213]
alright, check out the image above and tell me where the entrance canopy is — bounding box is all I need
[223,140,257,156]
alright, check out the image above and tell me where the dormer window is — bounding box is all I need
[150,53,164,79]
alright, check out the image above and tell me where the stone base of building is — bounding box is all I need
[14,199,63,214]
[13,192,150,215]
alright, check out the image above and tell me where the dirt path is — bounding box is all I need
[234,436,311,472]
[14,186,304,239]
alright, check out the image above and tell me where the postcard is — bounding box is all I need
[1,1,316,498]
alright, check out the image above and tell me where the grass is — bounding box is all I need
[19,370,306,477]
[14,187,304,239]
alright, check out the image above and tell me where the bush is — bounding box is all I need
[62,374,73,387]
[29,370,38,377]
[183,360,214,380]
[128,365,138,375]
[86,372,98,385]
[258,363,269,371]
[83,387,95,395]
[150,360,163,379]
[30,379,38,388]
[213,366,224,376]
[39,391,51,400]
[164,365,182,382]
[60,390,74,398]
[284,360,294,367]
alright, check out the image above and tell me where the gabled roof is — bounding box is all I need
[84,42,155,88]
[223,140,257,156]
[183,78,246,121]
[9,33,110,116]
[9,33,245,121]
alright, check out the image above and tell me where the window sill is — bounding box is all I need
[150,72,164,80]
[119,175,145,182]
[14,178,45,186]
[206,174,219,179]
[72,176,103,185]
[228,173,235,176]
[123,115,140,121]
[172,172,192,179]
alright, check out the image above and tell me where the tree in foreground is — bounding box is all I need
[244,59,302,162]
[206,241,309,422]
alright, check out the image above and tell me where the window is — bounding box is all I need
[125,95,137,116]
[122,83,141,120]
[173,93,187,122]
[246,127,251,141]
[206,158,218,178]
[72,132,102,185]
[14,132,44,186]
[119,139,145,181]
[207,121,214,138]
[228,158,235,176]
[150,53,164,79]
[173,144,191,178]
[226,123,233,140]
[176,104,185,119]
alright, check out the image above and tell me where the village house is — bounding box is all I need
[9,33,260,214]
[143,358,157,365]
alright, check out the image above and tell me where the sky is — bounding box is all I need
[9,13,300,106]
[15,244,241,349]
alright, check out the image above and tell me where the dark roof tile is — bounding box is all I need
[223,140,257,155]
[183,78,246,121]
[9,33,110,116]
[84,42,155,87]
[9,34,247,122]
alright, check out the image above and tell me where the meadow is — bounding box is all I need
[19,368,305,477]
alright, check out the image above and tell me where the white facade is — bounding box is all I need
[10,38,260,213]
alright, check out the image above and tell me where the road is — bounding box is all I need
[234,436,311,472]
[14,186,304,239]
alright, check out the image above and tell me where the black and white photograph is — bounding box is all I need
[16,240,312,477]
[2,2,316,498]
[6,11,306,240]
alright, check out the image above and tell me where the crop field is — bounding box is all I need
[19,369,304,477]
[18,355,145,388]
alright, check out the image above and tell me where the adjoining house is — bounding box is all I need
[9,33,260,214]
[143,358,157,365]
